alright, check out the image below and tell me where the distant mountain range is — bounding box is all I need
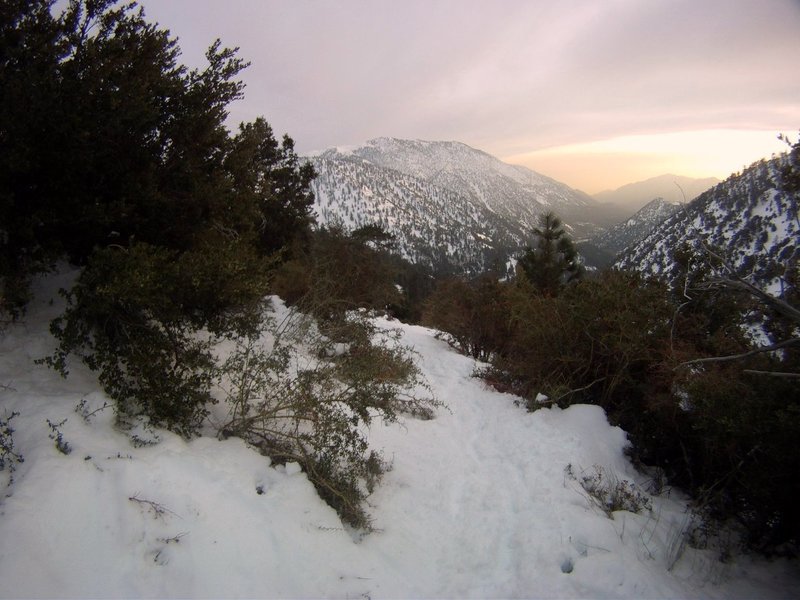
[616,155,798,295]
[593,174,720,212]
[308,138,597,274]
[305,138,736,274]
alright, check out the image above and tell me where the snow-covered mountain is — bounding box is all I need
[308,138,598,274]
[594,174,720,212]
[592,197,681,256]
[616,156,799,295]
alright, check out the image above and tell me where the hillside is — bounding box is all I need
[1,272,798,598]
[308,138,599,274]
[338,138,597,228]
[311,152,520,274]
[592,197,681,256]
[616,156,798,295]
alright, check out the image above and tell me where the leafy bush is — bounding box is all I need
[668,360,800,552]
[664,238,800,551]
[271,225,402,322]
[422,273,510,360]
[496,270,673,411]
[48,241,271,436]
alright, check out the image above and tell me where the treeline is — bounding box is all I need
[422,199,800,554]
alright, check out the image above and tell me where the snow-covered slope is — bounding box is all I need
[1,272,798,598]
[593,197,681,256]
[308,138,598,274]
[311,153,520,274]
[342,138,596,222]
[616,156,799,295]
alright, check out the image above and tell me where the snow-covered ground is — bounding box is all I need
[1,272,798,598]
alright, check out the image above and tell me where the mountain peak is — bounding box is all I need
[307,138,599,274]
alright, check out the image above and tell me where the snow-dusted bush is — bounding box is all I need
[46,418,71,455]
[48,242,269,437]
[219,307,439,528]
[565,464,652,517]
[0,410,23,488]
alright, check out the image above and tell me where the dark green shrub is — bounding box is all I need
[668,357,800,551]
[49,241,270,436]
[271,226,402,322]
[497,270,673,410]
[422,274,510,360]
[386,258,437,323]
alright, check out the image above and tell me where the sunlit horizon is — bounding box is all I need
[503,129,793,194]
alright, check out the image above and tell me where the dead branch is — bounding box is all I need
[676,337,800,370]
[742,369,800,379]
[128,494,179,520]
[553,377,606,404]
[696,277,800,325]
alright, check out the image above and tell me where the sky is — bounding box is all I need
[136,0,800,194]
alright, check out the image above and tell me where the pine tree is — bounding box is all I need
[0,0,317,434]
[517,211,582,296]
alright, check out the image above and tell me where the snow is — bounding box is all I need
[1,272,798,599]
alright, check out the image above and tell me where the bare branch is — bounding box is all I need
[676,337,800,370]
[696,277,800,325]
[128,494,179,520]
[742,370,800,379]
[553,377,607,404]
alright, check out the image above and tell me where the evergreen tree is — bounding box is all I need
[0,0,317,434]
[516,211,582,296]
[0,0,67,313]
[227,119,316,256]
[0,1,317,315]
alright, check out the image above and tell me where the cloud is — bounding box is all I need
[138,0,800,187]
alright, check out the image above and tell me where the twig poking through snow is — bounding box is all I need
[128,494,180,520]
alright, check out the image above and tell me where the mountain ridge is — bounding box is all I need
[305,138,741,275]
[591,197,682,256]
[307,138,600,274]
[616,155,798,296]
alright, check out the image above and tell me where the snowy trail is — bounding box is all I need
[359,320,799,599]
[0,283,798,599]
[362,322,648,598]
